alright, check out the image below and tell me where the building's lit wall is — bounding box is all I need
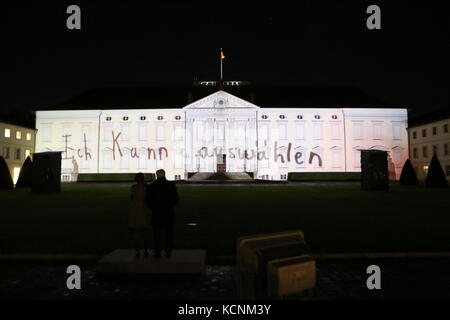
[408,118,450,181]
[0,122,36,183]
[35,91,409,181]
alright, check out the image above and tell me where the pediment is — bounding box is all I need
[183,90,259,109]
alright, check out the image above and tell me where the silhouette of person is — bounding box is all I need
[146,169,179,258]
[128,173,150,258]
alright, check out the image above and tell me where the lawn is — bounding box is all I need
[0,183,449,255]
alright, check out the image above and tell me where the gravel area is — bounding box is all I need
[1,259,449,300]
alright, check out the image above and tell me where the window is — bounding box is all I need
[138,149,147,169]
[413,148,418,159]
[432,127,437,135]
[174,124,184,141]
[61,124,72,142]
[373,122,382,140]
[138,124,148,141]
[106,116,112,121]
[332,115,338,120]
[433,145,439,156]
[81,125,91,142]
[353,150,361,168]
[237,122,246,142]
[140,116,146,121]
[102,149,112,169]
[41,124,52,142]
[352,122,363,140]
[444,124,449,133]
[216,123,225,141]
[15,148,21,160]
[25,149,31,159]
[262,115,268,119]
[412,131,417,139]
[279,115,286,119]
[276,147,288,168]
[392,122,402,140]
[311,147,324,168]
[3,147,10,159]
[26,133,32,141]
[259,146,270,168]
[445,143,449,156]
[295,122,305,140]
[81,149,91,169]
[393,149,404,168]
[175,116,181,120]
[123,116,129,121]
[16,131,22,140]
[314,115,321,119]
[297,115,303,120]
[174,175,182,181]
[313,122,323,140]
[331,149,342,168]
[446,166,450,177]
[120,124,130,141]
[156,149,165,169]
[121,149,130,169]
[331,123,341,140]
[4,128,11,138]
[174,148,183,169]
[280,174,287,180]
[196,122,204,141]
[156,124,165,141]
[422,129,427,138]
[103,123,112,141]
[278,122,288,140]
[259,123,269,140]
[157,116,164,121]
[294,147,306,168]
[422,146,428,158]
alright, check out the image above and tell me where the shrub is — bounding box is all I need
[399,159,418,186]
[0,156,14,190]
[15,156,33,188]
[426,154,448,188]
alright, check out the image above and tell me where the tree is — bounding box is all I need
[426,154,448,188]
[15,156,33,188]
[399,159,418,186]
[0,156,14,190]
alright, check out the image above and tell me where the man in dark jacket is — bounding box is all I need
[146,169,179,258]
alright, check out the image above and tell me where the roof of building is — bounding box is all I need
[39,85,397,110]
[0,117,36,130]
[408,107,450,128]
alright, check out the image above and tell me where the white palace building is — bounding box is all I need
[34,85,409,181]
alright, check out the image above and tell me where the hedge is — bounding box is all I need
[77,173,155,182]
[288,172,361,181]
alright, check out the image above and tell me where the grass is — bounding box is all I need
[0,183,449,255]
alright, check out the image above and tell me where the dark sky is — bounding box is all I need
[2,1,449,115]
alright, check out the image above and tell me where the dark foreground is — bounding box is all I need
[1,258,449,300]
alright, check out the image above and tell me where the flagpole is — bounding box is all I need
[220,48,223,81]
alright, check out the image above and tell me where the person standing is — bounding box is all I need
[146,169,179,258]
[128,173,150,258]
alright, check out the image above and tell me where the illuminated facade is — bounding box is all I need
[0,121,36,184]
[35,90,409,181]
[408,117,450,181]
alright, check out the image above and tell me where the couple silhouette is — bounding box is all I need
[128,169,179,258]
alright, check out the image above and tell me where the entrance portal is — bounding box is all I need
[217,154,226,173]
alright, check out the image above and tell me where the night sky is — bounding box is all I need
[3,1,449,115]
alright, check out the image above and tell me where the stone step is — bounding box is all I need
[96,249,206,275]
[225,172,253,180]
[188,172,253,181]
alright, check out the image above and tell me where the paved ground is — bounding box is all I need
[1,258,449,300]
